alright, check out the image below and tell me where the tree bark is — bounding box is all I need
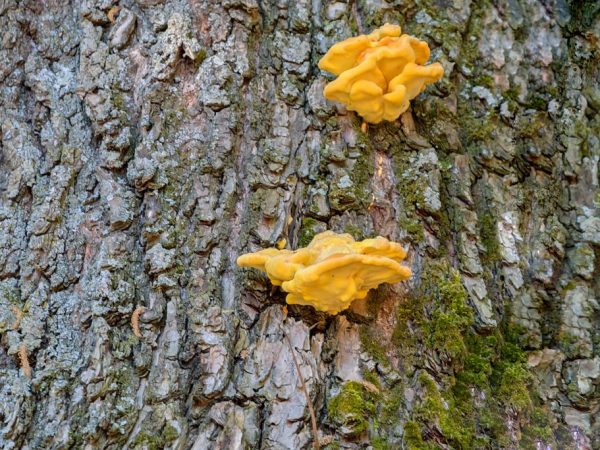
[0,0,599,449]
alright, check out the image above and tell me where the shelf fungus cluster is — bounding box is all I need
[318,23,444,124]
[237,231,412,314]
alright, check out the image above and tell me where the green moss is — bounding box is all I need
[398,217,425,242]
[557,330,580,355]
[521,406,555,448]
[1,284,21,305]
[112,90,126,110]
[351,150,375,208]
[328,381,379,436]
[526,95,548,111]
[391,151,426,243]
[414,373,475,449]
[478,209,501,265]
[0,286,21,333]
[412,98,459,154]
[462,112,499,143]
[349,371,406,446]
[517,112,549,139]
[109,328,139,360]
[324,122,376,212]
[457,333,497,389]
[496,364,533,413]
[65,408,88,447]
[499,323,528,363]
[391,260,477,446]
[194,48,207,67]
[566,0,600,33]
[360,326,389,365]
[325,116,339,128]
[461,325,539,442]
[371,437,389,450]
[162,108,186,138]
[476,74,495,89]
[503,86,521,101]
[392,263,553,449]
[162,423,179,443]
[413,374,443,422]
[403,421,432,450]
[364,370,382,391]
[392,293,423,362]
[348,15,359,34]
[298,217,320,247]
[430,269,473,358]
[393,260,473,368]
[131,432,165,450]
[343,223,367,241]
[379,382,404,427]
[362,8,402,30]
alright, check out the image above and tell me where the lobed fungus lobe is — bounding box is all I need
[318,23,444,124]
[237,231,411,314]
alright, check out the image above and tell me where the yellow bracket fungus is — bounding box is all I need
[318,23,444,124]
[237,231,411,314]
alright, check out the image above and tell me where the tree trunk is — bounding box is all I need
[1,0,599,449]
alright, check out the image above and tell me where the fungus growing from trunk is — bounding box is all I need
[237,231,411,314]
[318,23,444,124]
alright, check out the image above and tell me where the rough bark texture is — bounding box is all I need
[0,0,599,449]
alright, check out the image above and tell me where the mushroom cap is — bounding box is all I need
[318,23,444,124]
[237,231,412,314]
[318,34,372,76]
[283,253,411,314]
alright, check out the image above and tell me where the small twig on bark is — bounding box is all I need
[107,6,120,23]
[282,325,320,450]
[131,306,146,338]
[18,344,31,378]
[11,306,22,330]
